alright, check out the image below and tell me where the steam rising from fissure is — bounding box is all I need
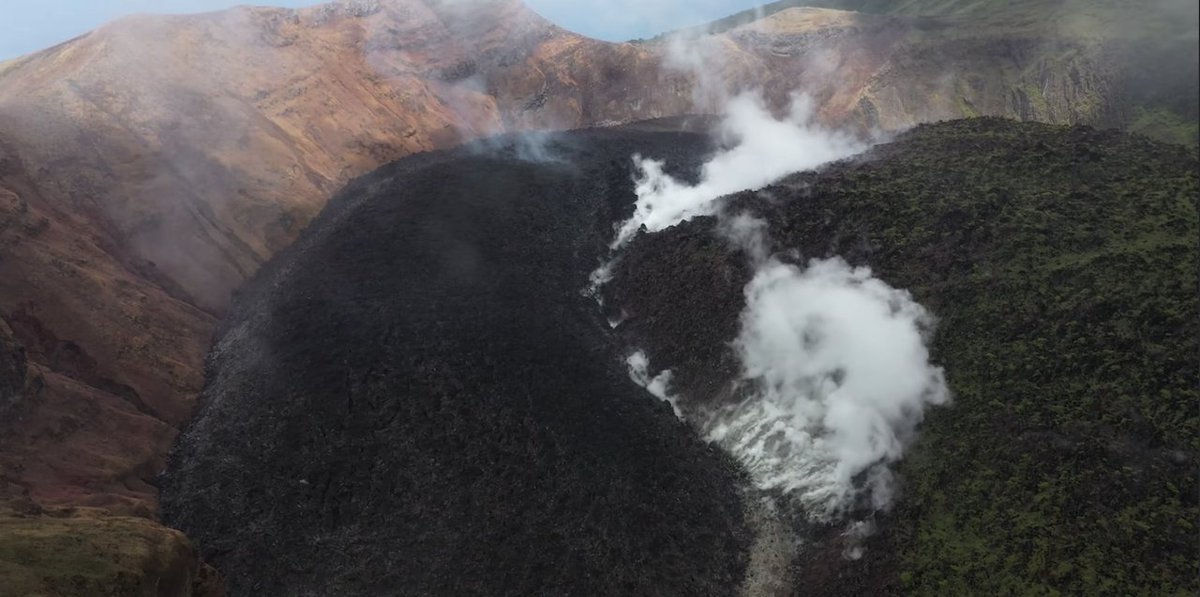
[612,93,861,248]
[605,92,949,521]
[710,256,949,517]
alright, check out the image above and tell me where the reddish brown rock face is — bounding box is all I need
[0,0,1190,521]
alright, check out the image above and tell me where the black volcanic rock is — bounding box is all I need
[604,118,1199,595]
[160,122,754,596]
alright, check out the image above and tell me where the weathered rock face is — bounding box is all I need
[161,124,751,596]
[686,0,1199,143]
[0,141,201,514]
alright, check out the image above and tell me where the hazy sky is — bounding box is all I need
[0,0,767,60]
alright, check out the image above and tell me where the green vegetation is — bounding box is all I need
[0,506,213,596]
[1130,106,1200,149]
[612,117,1196,594]
[753,118,1197,594]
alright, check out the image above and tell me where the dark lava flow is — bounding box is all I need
[160,121,754,596]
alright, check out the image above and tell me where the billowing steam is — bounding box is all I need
[711,256,949,517]
[605,87,948,520]
[626,350,681,417]
[612,93,862,247]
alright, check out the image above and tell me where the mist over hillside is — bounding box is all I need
[0,0,1196,595]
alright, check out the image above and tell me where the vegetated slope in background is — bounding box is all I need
[664,0,1199,146]
[161,124,753,596]
[605,118,1198,595]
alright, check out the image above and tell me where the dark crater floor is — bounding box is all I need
[160,121,755,596]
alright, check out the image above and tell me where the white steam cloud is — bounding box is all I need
[626,350,681,418]
[608,88,948,521]
[613,93,862,247]
[710,257,949,517]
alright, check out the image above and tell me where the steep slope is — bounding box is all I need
[674,0,1199,143]
[0,0,1195,592]
[161,124,751,596]
[2,0,1193,517]
[0,0,692,517]
[0,140,209,513]
[603,118,1198,594]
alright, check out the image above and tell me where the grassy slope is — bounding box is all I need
[0,506,217,596]
[759,119,1198,594]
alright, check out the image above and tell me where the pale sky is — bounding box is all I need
[0,0,768,60]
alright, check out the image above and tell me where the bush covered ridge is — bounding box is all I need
[608,117,1198,594]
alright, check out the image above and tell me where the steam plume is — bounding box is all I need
[608,86,948,520]
[712,256,949,517]
[613,93,862,247]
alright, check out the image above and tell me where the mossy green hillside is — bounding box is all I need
[757,119,1198,594]
[0,506,217,597]
[613,118,1197,594]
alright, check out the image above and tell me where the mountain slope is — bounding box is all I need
[161,125,751,596]
[665,0,1199,144]
[2,1,1192,516]
[604,118,1198,594]
[0,0,1195,592]
[0,0,692,516]
[163,116,1199,595]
